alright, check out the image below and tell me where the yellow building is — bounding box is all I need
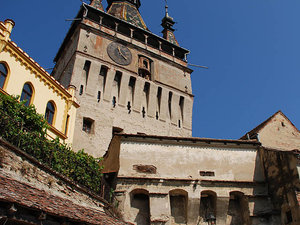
[0,19,79,144]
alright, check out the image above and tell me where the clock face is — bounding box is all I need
[107,42,132,66]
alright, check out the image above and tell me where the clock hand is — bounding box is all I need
[117,46,127,60]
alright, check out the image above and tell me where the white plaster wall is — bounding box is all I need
[118,141,264,182]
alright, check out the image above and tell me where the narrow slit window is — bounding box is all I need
[129,77,136,103]
[114,71,122,97]
[83,60,91,85]
[157,87,162,113]
[168,91,173,119]
[97,91,101,102]
[79,85,84,95]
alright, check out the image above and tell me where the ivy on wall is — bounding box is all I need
[0,93,103,193]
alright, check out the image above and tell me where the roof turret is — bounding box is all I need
[161,3,179,46]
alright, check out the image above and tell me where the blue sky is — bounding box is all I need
[2,0,300,139]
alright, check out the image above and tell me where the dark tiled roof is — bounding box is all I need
[0,175,128,225]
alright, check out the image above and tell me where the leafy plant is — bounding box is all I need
[0,93,103,193]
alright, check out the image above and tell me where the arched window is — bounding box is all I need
[20,83,33,106]
[45,101,55,125]
[169,189,188,224]
[130,189,150,225]
[0,63,8,89]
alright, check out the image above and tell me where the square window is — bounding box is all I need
[83,118,94,134]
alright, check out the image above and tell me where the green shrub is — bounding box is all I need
[0,93,103,193]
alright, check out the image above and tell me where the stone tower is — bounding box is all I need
[52,0,194,157]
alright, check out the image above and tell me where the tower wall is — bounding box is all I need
[52,6,193,157]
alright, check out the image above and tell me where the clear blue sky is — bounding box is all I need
[2,0,300,139]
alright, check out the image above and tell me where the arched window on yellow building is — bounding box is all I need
[45,101,56,125]
[20,83,34,106]
[0,63,8,89]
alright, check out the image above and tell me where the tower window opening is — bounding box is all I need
[127,101,131,114]
[168,91,173,119]
[83,60,91,85]
[97,91,101,102]
[178,120,181,128]
[138,56,151,80]
[129,76,136,103]
[179,96,184,124]
[112,96,117,108]
[144,82,150,108]
[82,117,94,134]
[143,60,148,69]
[114,71,122,97]
[79,85,84,95]
[100,66,108,77]
[156,111,159,120]
[157,87,162,113]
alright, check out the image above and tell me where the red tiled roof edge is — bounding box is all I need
[0,175,128,225]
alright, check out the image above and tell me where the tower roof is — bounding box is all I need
[89,0,104,11]
[107,0,147,30]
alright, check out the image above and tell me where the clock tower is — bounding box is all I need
[52,0,194,157]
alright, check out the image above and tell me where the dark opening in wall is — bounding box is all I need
[200,171,215,177]
[179,96,184,125]
[138,56,152,80]
[83,60,91,85]
[147,36,159,49]
[127,101,131,114]
[82,117,94,134]
[131,190,150,225]
[168,92,173,119]
[227,192,250,225]
[117,23,131,37]
[79,85,84,95]
[112,96,116,108]
[169,190,188,224]
[102,17,116,30]
[133,30,145,42]
[157,87,162,114]
[144,82,150,108]
[161,42,173,55]
[142,107,146,118]
[200,191,217,223]
[129,76,136,103]
[114,71,122,97]
[87,10,99,23]
[97,91,101,102]
[100,65,108,77]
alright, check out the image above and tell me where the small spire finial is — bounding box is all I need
[164,0,169,17]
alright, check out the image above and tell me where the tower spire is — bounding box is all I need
[89,0,104,11]
[161,0,179,46]
[106,0,147,30]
